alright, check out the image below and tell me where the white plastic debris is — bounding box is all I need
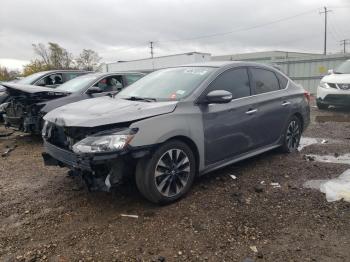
[121,214,139,219]
[270,182,281,188]
[320,169,350,202]
[229,174,237,180]
[321,139,328,144]
[305,154,350,165]
[298,137,318,151]
[303,151,350,203]
[250,246,258,253]
[260,181,265,185]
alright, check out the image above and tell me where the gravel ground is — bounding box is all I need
[0,101,350,262]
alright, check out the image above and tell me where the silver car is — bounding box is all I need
[42,62,310,204]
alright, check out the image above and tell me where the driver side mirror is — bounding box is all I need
[86,86,103,95]
[203,90,233,104]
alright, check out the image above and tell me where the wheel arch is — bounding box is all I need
[293,112,304,132]
[164,135,200,175]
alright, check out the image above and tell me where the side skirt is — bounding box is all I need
[199,144,281,176]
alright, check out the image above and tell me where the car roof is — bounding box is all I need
[180,61,278,69]
[39,70,92,74]
[82,72,145,78]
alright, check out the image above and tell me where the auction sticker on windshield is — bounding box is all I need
[184,68,209,76]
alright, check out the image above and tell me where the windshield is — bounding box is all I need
[55,74,98,93]
[117,67,215,101]
[17,71,48,85]
[335,60,350,74]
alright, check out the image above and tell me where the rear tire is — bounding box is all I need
[281,116,302,153]
[135,140,196,204]
[316,101,329,110]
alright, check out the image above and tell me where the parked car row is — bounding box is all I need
[0,62,310,204]
[0,71,144,133]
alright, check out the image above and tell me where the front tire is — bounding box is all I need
[135,140,196,204]
[281,116,302,153]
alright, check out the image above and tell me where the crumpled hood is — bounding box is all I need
[2,83,53,93]
[1,83,68,96]
[44,96,178,127]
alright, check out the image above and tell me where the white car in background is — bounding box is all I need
[317,59,350,109]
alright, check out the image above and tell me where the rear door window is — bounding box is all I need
[250,68,280,94]
[205,68,251,99]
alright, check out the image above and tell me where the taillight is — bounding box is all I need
[304,91,311,103]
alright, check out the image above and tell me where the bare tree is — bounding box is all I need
[0,65,20,81]
[32,43,50,66]
[32,42,74,69]
[76,49,101,71]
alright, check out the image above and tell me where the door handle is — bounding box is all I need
[245,108,258,115]
[281,101,291,106]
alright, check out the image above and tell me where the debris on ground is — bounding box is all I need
[0,131,14,137]
[254,185,264,193]
[304,153,350,165]
[229,174,237,180]
[270,182,281,188]
[249,246,258,253]
[304,155,315,161]
[120,214,139,219]
[304,170,350,203]
[1,144,17,157]
[321,139,328,144]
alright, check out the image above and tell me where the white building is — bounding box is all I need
[98,52,211,73]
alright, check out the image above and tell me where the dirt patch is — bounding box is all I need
[0,102,350,261]
[315,115,350,123]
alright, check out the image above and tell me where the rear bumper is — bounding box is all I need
[42,140,152,172]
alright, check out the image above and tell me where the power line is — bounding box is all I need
[157,8,319,44]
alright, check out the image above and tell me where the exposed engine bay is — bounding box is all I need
[2,85,68,133]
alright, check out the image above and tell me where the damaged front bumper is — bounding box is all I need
[42,140,152,191]
[42,140,151,171]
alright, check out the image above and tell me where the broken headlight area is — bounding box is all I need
[72,128,138,154]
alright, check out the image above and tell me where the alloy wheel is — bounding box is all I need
[154,149,190,197]
[286,120,300,150]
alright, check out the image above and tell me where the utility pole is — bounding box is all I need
[320,6,332,55]
[340,39,350,53]
[149,41,154,58]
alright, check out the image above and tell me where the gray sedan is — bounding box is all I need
[42,61,310,204]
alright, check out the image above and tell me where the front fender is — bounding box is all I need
[129,109,206,171]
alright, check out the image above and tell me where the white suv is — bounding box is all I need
[317,59,350,109]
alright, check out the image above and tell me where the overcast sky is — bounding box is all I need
[1,0,349,70]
